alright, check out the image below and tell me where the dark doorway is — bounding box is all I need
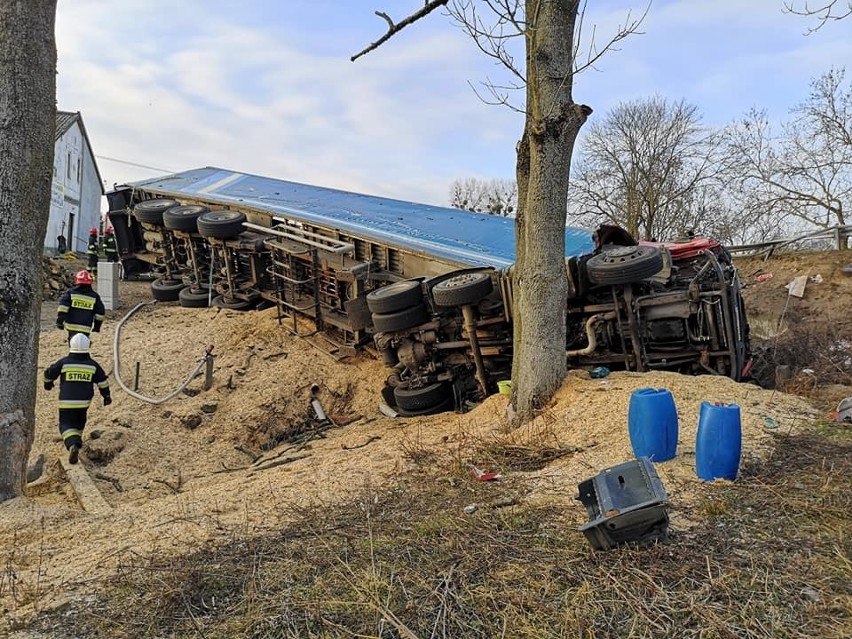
[68,212,75,253]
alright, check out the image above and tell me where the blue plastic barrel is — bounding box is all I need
[627,388,678,462]
[695,402,742,481]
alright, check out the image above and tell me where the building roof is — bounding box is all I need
[129,167,594,269]
[56,111,79,139]
[56,110,105,195]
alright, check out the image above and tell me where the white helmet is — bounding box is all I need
[69,333,91,353]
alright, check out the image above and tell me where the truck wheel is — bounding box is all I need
[151,278,184,302]
[134,199,180,226]
[398,395,454,417]
[586,245,663,286]
[179,287,211,308]
[731,285,751,381]
[197,210,246,239]
[366,280,422,314]
[164,205,209,233]
[213,295,251,310]
[432,271,493,307]
[372,303,430,333]
[394,382,451,412]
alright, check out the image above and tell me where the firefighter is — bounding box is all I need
[43,333,112,464]
[56,270,106,341]
[103,226,118,263]
[86,227,99,272]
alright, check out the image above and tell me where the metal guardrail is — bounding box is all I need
[729,225,852,257]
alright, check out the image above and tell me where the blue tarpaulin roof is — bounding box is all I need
[129,167,594,269]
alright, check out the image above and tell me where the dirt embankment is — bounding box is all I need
[736,251,852,337]
[2,251,847,626]
[735,250,852,406]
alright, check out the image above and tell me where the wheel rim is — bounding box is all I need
[603,246,639,260]
[202,210,244,223]
[136,199,179,213]
[371,280,418,299]
[443,272,488,289]
[169,205,208,217]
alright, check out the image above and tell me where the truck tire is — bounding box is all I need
[372,303,430,333]
[398,395,454,417]
[212,295,251,310]
[366,280,422,314]
[730,285,751,381]
[151,278,184,302]
[393,382,451,412]
[197,210,247,239]
[164,205,209,233]
[179,287,211,308]
[432,271,493,307]
[586,245,663,286]
[134,199,180,226]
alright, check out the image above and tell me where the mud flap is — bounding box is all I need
[343,296,373,331]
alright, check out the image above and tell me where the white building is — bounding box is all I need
[48,111,104,255]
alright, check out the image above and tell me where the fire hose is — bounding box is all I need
[112,301,214,404]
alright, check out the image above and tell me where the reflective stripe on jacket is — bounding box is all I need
[44,354,109,409]
[57,285,106,332]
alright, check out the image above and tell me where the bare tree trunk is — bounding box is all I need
[0,0,57,503]
[511,0,588,424]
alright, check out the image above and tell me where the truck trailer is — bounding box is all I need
[106,167,751,416]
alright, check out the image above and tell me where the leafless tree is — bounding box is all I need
[0,1,57,503]
[444,0,647,112]
[355,1,645,424]
[785,1,852,33]
[724,69,851,234]
[568,96,727,242]
[449,177,517,216]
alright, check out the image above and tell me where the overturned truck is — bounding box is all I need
[107,167,751,416]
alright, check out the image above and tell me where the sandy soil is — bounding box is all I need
[0,268,823,625]
[736,250,852,339]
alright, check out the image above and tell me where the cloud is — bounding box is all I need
[56,0,851,208]
[573,0,852,126]
[56,0,519,206]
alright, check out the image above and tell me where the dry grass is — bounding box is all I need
[399,408,587,479]
[18,427,851,639]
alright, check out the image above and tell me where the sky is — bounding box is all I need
[55,0,852,209]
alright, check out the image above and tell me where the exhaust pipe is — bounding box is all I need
[566,312,615,357]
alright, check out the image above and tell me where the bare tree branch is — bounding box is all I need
[572,1,650,76]
[466,77,527,113]
[724,73,852,230]
[376,11,394,30]
[446,0,527,109]
[351,0,450,61]
[447,0,647,115]
[449,176,518,215]
[784,1,852,33]
[570,96,729,241]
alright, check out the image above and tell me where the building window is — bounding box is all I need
[77,158,81,183]
[66,152,71,180]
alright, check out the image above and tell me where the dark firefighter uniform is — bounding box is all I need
[87,232,99,270]
[57,284,106,338]
[43,352,111,453]
[104,230,118,262]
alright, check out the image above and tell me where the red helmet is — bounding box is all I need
[105,226,114,234]
[89,227,98,235]
[74,270,94,285]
